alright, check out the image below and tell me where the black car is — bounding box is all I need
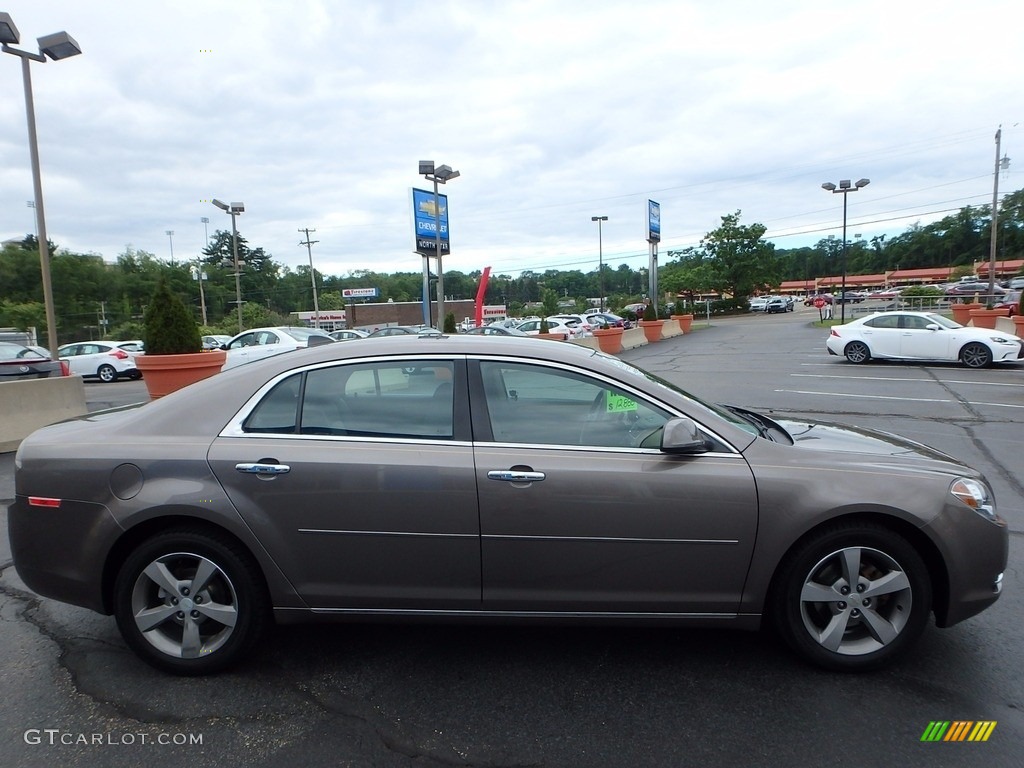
[0,342,66,380]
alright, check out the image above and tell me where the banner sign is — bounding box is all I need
[342,288,379,299]
[412,187,450,257]
[647,199,661,243]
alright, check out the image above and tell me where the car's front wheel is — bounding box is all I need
[771,522,931,672]
[960,342,993,369]
[97,364,119,383]
[843,341,871,364]
[114,528,269,675]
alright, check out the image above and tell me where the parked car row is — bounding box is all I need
[750,296,795,313]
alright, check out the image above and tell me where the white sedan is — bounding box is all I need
[515,318,579,339]
[826,311,1023,368]
[222,327,335,370]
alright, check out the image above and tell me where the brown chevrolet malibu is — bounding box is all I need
[8,335,1008,675]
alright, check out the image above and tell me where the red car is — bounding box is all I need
[994,290,1021,316]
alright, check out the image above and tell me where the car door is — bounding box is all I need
[897,314,954,361]
[470,359,758,615]
[57,344,85,375]
[859,315,902,357]
[209,357,480,609]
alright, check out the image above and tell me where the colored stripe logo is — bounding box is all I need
[921,721,997,742]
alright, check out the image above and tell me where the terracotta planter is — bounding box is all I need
[967,307,1010,329]
[670,314,694,333]
[135,350,227,399]
[592,326,624,354]
[950,302,984,326]
[1012,315,1024,335]
[638,319,665,343]
[534,332,567,341]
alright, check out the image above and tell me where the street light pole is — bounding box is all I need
[166,230,175,267]
[2,12,82,355]
[212,199,245,333]
[419,161,460,328]
[592,216,608,310]
[821,178,870,324]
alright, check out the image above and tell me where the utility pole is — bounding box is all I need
[299,228,321,328]
[988,127,1011,300]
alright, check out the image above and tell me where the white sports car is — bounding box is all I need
[826,311,1023,368]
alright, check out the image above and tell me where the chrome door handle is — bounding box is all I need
[487,470,546,482]
[235,463,291,475]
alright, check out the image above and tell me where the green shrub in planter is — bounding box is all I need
[443,312,457,333]
[539,318,550,333]
[643,301,658,321]
[144,276,202,355]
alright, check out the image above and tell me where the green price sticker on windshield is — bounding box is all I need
[605,393,638,413]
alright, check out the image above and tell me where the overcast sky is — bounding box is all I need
[1,0,1019,282]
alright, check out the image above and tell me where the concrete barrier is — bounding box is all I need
[0,376,88,453]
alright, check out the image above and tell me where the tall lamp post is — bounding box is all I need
[2,12,82,355]
[211,199,245,333]
[419,161,460,328]
[166,230,175,266]
[592,216,608,310]
[821,178,870,324]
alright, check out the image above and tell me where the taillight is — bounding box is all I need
[59,360,70,376]
[830,329,840,337]
[29,497,62,508]
[110,349,129,359]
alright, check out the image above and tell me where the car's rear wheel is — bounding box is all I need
[97,364,119,383]
[844,341,871,364]
[771,522,931,672]
[114,528,268,675]
[960,342,992,369]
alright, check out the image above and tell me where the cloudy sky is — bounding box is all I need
[1,0,1019,282]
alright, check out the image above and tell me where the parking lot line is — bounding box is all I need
[775,389,1024,409]
[790,373,1024,388]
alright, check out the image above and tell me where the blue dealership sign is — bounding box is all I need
[648,199,661,243]
[412,187,450,257]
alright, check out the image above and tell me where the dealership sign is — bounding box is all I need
[647,199,661,243]
[412,187,450,257]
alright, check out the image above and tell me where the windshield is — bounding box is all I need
[924,313,962,329]
[286,328,331,341]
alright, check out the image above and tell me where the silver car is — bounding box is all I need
[8,336,1007,675]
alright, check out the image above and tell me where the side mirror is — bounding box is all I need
[925,323,941,331]
[660,417,709,454]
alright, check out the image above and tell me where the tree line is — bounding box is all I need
[2,187,1022,345]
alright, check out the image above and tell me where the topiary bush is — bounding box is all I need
[144,276,202,355]
[443,312,457,333]
[642,301,658,321]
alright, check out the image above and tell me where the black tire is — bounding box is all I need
[770,522,931,672]
[128,369,143,380]
[114,528,269,675]
[97,364,119,383]
[844,341,871,364]
[959,342,992,369]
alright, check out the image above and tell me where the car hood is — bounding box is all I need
[776,418,965,466]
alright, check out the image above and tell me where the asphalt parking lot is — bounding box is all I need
[1,308,1022,767]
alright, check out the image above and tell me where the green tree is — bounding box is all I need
[692,211,778,298]
[144,275,202,354]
